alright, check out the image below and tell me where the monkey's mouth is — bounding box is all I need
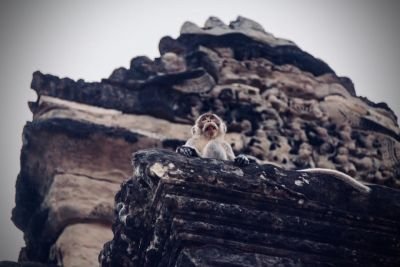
[205,125,216,131]
[203,123,218,134]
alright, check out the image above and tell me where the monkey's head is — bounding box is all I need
[192,113,227,139]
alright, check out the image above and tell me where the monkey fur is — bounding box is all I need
[177,113,249,166]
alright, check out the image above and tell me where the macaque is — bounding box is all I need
[177,113,249,166]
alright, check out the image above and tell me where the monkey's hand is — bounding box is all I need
[234,154,250,167]
[176,146,200,158]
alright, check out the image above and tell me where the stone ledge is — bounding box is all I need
[100,149,400,267]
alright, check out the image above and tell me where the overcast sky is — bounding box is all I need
[1,0,399,261]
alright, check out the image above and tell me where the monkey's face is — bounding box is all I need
[197,113,225,139]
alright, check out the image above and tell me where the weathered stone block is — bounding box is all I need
[100,149,400,267]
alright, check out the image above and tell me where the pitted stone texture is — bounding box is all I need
[100,149,400,267]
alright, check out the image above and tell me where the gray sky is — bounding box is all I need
[1,0,399,261]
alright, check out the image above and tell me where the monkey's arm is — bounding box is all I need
[176,138,201,157]
[222,142,235,161]
[222,142,250,166]
[234,154,250,166]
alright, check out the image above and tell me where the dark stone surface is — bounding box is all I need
[99,149,400,267]
[178,33,335,77]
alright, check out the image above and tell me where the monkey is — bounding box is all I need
[176,113,250,166]
[176,113,370,193]
[297,168,371,194]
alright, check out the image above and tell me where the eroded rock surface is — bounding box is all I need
[99,149,400,267]
[51,223,112,267]
[12,16,400,266]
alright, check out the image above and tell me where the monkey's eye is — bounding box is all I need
[210,116,219,123]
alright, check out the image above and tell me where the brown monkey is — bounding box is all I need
[177,113,249,166]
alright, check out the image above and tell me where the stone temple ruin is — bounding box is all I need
[6,16,400,266]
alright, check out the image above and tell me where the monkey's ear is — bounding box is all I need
[221,122,227,134]
[191,126,199,136]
